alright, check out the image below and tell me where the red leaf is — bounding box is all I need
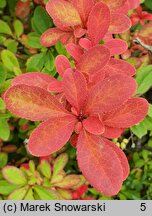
[96,0,126,11]
[77,130,124,196]
[76,45,110,80]
[66,44,83,61]
[87,2,110,45]
[46,0,82,28]
[103,98,149,128]
[102,138,130,180]
[70,133,79,147]
[55,55,71,77]
[109,13,131,34]
[62,69,87,112]
[15,0,31,19]
[128,0,140,9]
[102,126,125,138]
[79,38,92,50]
[103,58,136,77]
[71,0,94,24]
[85,75,137,114]
[28,115,77,156]
[47,80,63,93]
[40,28,72,47]
[12,72,55,91]
[104,39,128,56]
[82,116,105,135]
[74,26,86,38]
[4,85,69,121]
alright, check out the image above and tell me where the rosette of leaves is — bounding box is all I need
[0,153,82,200]
[40,0,137,47]
[4,45,149,196]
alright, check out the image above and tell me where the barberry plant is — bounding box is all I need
[0,153,83,200]
[3,0,149,196]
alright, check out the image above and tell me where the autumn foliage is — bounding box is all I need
[4,0,149,196]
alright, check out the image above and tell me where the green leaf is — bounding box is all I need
[32,6,53,34]
[2,166,27,186]
[26,52,45,71]
[44,51,55,71]
[4,39,18,53]
[0,79,12,94]
[145,0,152,9]
[29,160,35,174]
[0,64,7,84]
[13,19,24,38]
[0,0,6,8]
[0,119,10,141]
[148,104,152,117]
[0,153,8,168]
[0,180,18,195]
[54,175,80,189]
[135,159,145,168]
[55,42,70,57]
[52,153,68,179]
[24,188,34,200]
[33,185,59,200]
[131,121,147,138]
[8,186,29,200]
[0,36,6,44]
[0,20,12,35]
[1,50,21,75]
[136,65,152,94]
[0,98,6,110]
[142,116,152,131]
[28,32,43,49]
[40,160,51,179]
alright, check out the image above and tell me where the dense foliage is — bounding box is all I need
[0,0,152,200]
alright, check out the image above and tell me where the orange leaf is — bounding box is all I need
[85,75,137,114]
[102,138,130,180]
[82,116,105,135]
[12,72,55,91]
[87,2,110,45]
[62,69,87,112]
[102,126,125,138]
[4,85,69,121]
[77,130,124,195]
[109,13,131,34]
[76,45,110,80]
[104,39,128,56]
[71,0,94,24]
[46,0,82,28]
[55,55,71,77]
[28,115,77,156]
[103,98,149,128]
[103,58,136,77]
[96,0,126,11]
[40,28,72,47]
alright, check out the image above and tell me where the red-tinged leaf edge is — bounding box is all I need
[12,72,55,91]
[76,130,124,196]
[87,2,110,45]
[62,69,88,112]
[82,116,105,135]
[40,28,72,47]
[103,98,149,128]
[102,138,130,180]
[104,39,128,56]
[27,115,77,156]
[109,13,131,34]
[103,58,136,77]
[55,55,71,77]
[4,84,69,121]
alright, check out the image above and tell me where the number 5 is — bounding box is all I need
[140,203,146,211]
